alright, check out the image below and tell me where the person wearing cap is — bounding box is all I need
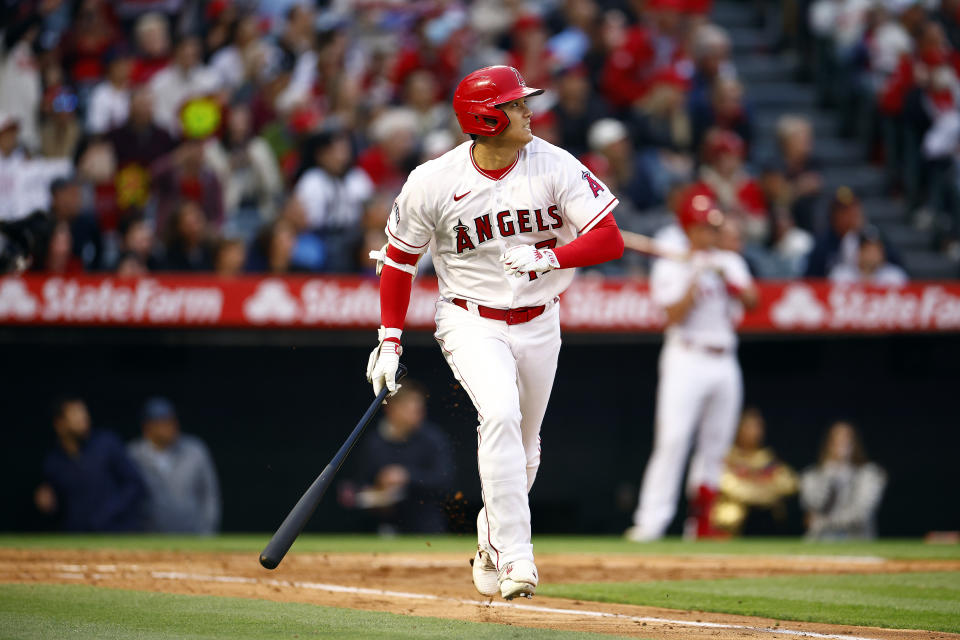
[127,398,221,534]
[627,183,758,542]
[828,226,909,286]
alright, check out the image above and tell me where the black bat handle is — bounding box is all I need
[259,363,408,570]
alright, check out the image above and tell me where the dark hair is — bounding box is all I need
[51,395,85,422]
[818,421,869,466]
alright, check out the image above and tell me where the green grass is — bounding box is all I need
[1,533,958,559]
[540,572,960,633]
[0,583,639,640]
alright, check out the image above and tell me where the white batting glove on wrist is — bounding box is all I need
[366,327,402,397]
[500,245,561,277]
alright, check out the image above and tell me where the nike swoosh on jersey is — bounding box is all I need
[453,191,471,202]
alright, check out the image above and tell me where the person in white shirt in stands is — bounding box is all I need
[293,129,373,271]
[828,226,908,286]
[149,34,220,135]
[86,49,133,135]
[0,113,71,222]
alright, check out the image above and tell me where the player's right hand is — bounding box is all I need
[366,328,403,397]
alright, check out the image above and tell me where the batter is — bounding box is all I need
[627,185,758,542]
[366,66,623,599]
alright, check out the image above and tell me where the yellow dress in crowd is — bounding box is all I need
[712,446,798,535]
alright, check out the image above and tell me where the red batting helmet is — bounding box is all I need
[452,66,544,137]
[675,183,725,230]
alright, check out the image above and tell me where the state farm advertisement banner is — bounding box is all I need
[1,274,960,333]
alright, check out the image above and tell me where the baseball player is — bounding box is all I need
[366,66,623,599]
[626,185,758,542]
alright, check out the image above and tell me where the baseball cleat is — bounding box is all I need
[498,559,538,600]
[623,525,659,543]
[471,548,499,597]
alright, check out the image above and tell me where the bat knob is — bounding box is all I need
[396,363,408,381]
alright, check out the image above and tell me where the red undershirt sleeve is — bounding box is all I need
[551,214,624,268]
[379,244,419,339]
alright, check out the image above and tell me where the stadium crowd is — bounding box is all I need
[0,0,954,280]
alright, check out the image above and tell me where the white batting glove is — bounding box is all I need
[366,327,402,397]
[500,245,561,277]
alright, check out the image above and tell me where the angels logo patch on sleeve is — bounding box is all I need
[582,170,604,198]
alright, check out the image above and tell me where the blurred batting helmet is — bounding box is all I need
[452,66,544,137]
[676,183,725,230]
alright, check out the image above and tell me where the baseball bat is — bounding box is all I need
[259,363,408,570]
[621,230,688,262]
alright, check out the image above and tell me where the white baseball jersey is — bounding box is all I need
[386,137,618,308]
[650,250,753,350]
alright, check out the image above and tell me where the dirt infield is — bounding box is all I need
[3,549,959,640]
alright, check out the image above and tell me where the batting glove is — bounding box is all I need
[366,327,402,397]
[500,245,561,277]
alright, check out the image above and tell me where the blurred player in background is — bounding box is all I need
[366,66,623,599]
[627,185,758,542]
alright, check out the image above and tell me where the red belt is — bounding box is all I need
[452,298,547,325]
[680,338,730,356]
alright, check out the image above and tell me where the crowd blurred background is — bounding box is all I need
[3,0,959,282]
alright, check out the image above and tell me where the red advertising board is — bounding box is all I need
[1,274,960,333]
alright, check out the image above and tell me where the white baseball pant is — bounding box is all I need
[632,339,743,539]
[434,299,561,568]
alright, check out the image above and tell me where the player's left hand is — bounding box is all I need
[500,245,561,277]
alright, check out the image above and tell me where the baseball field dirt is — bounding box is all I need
[3,539,959,640]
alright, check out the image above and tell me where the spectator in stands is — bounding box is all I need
[35,396,146,532]
[47,177,101,271]
[775,115,824,232]
[800,421,886,540]
[358,109,420,195]
[149,34,220,135]
[829,226,909,285]
[209,13,263,92]
[39,86,82,160]
[86,48,133,135]
[278,196,325,272]
[698,128,768,243]
[766,207,815,277]
[115,214,161,272]
[162,200,215,271]
[130,13,171,85]
[341,381,454,534]
[127,397,221,534]
[204,102,283,238]
[213,236,247,277]
[109,87,176,168]
[0,17,43,151]
[0,113,71,223]
[401,70,453,137]
[151,139,224,232]
[294,130,372,271]
[713,407,798,536]
[688,23,734,126]
[691,76,753,156]
[61,0,120,95]
[246,219,297,274]
[805,186,865,277]
[552,65,610,158]
[586,118,659,210]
